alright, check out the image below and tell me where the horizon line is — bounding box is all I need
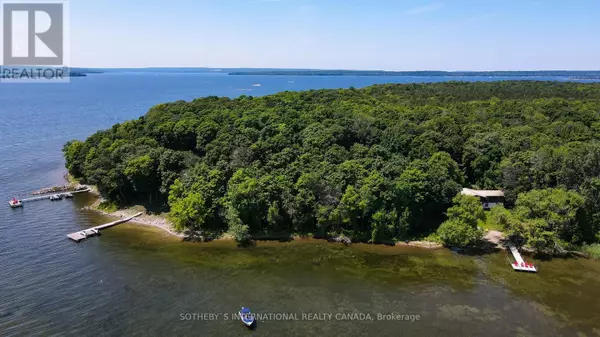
[68,67,600,72]
[3,66,600,72]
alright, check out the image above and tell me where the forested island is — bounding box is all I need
[63,81,600,256]
[229,70,600,79]
[0,71,87,78]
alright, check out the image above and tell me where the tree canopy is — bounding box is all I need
[490,188,586,254]
[64,81,600,246]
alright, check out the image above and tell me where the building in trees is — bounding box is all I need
[461,188,504,210]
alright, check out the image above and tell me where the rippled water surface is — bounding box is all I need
[1,73,600,336]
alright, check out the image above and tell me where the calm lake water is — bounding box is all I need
[1,73,600,336]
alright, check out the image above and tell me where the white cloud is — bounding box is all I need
[404,2,443,15]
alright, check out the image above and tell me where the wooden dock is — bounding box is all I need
[67,212,143,242]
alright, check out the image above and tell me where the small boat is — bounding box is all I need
[239,307,255,328]
[511,260,537,273]
[64,193,74,198]
[509,244,537,273]
[251,83,261,87]
[8,198,23,208]
[50,194,63,201]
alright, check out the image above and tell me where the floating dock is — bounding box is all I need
[67,212,143,242]
[509,244,537,273]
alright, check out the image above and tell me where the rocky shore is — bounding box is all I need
[395,240,444,249]
[31,184,88,196]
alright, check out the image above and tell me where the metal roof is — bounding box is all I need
[461,188,505,198]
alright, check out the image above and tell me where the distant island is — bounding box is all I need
[0,66,105,78]
[228,70,600,79]
[0,71,87,79]
[71,68,104,74]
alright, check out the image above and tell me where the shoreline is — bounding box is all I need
[81,197,446,249]
[82,201,184,239]
[60,175,479,250]
[48,180,594,257]
[84,201,446,248]
[65,173,184,238]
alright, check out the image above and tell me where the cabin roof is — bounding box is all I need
[461,188,504,198]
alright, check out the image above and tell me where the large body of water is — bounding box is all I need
[1,73,600,336]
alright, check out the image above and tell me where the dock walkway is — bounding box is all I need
[67,212,143,242]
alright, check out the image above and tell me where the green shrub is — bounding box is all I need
[225,205,251,244]
[98,201,119,213]
[582,244,600,259]
[437,219,483,247]
[436,194,485,247]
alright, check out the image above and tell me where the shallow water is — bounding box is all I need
[1,73,600,336]
[2,186,600,336]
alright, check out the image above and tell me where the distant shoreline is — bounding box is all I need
[228,70,600,78]
[31,67,600,79]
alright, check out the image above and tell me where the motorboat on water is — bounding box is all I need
[239,307,255,328]
[50,194,63,201]
[8,198,23,208]
[64,193,74,198]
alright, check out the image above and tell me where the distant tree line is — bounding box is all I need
[64,81,600,251]
[228,70,600,78]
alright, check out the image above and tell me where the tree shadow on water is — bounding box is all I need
[451,239,504,256]
[181,229,218,243]
[237,239,257,248]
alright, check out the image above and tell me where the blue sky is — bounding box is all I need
[70,0,600,70]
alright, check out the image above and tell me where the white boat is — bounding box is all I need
[509,245,537,273]
[50,194,63,201]
[239,307,255,328]
[511,261,537,272]
[64,193,74,198]
[8,198,23,208]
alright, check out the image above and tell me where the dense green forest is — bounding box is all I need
[64,81,600,252]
